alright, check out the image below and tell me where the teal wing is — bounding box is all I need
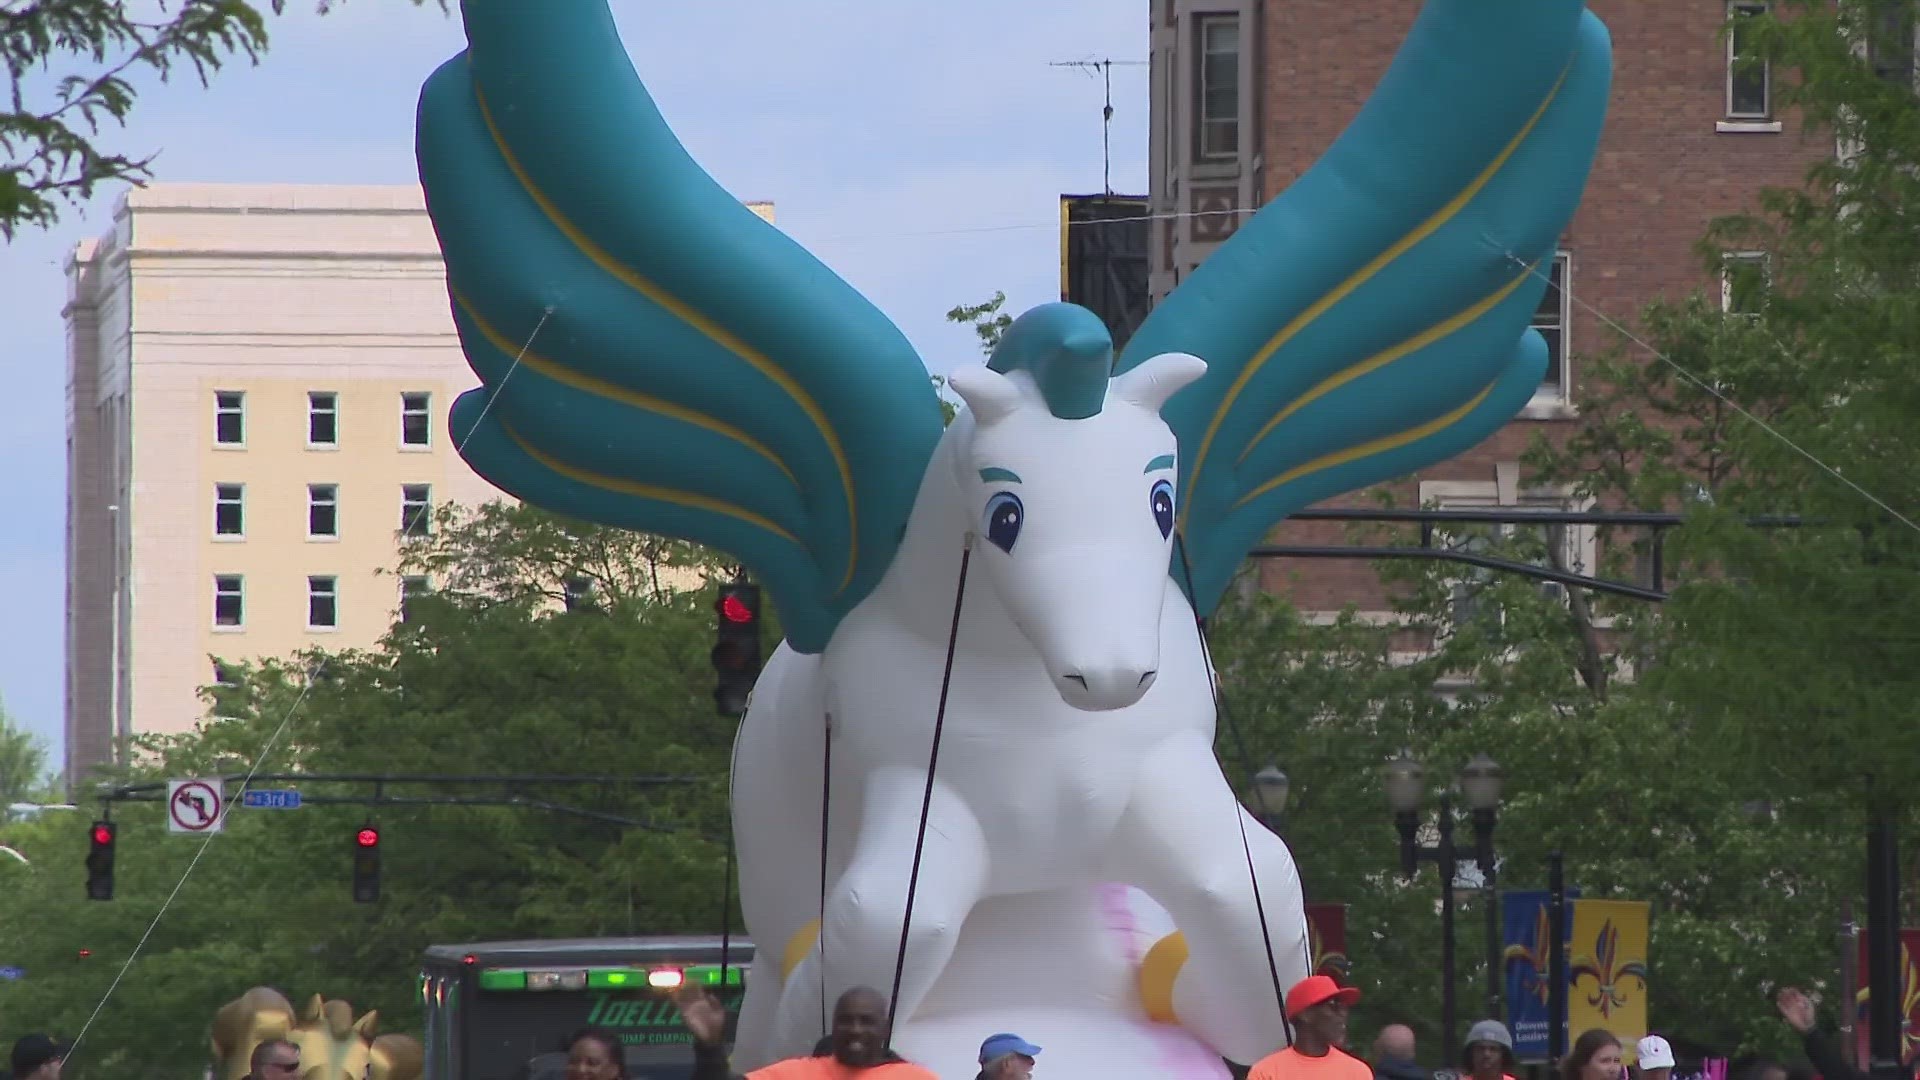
[1117,0,1612,617]
[415,0,945,653]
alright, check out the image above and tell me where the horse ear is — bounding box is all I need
[946,364,1023,425]
[1113,352,1208,414]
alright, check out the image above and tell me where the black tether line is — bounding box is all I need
[884,536,974,1041]
[1175,534,1293,1044]
[818,714,833,1036]
[719,791,737,989]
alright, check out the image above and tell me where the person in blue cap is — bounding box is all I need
[975,1034,1040,1080]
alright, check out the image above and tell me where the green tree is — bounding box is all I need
[2,0,440,238]
[0,697,51,808]
[0,502,739,1078]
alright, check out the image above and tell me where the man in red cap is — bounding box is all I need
[1249,975,1369,1080]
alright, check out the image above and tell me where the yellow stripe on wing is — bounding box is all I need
[452,288,797,486]
[1234,262,1536,466]
[1231,379,1499,511]
[1180,60,1571,532]
[503,422,803,545]
[473,86,855,591]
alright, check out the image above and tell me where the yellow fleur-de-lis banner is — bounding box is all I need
[1566,900,1651,1060]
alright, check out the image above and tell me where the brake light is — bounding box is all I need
[648,968,684,989]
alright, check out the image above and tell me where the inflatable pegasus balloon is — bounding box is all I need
[414,0,1610,1075]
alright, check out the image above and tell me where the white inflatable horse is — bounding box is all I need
[730,330,1303,1073]
[415,0,1612,1073]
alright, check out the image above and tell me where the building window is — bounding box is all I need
[214,483,244,537]
[1869,0,1916,88]
[564,575,595,612]
[214,391,245,446]
[214,575,244,628]
[401,484,433,535]
[1195,14,1240,160]
[1728,3,1772,119]
[399,576,430,624]
[1421,481,1597,628]
[212,660,238,687]
[308,575,338,630]
[1531,253,1572,399]
[401,392,432,447]
[309,483,339,538]
[309,392,338,446]
[1721,252,1772,315]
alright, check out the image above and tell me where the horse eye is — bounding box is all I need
[1150,479,1175,539]
[983,491,1024,553]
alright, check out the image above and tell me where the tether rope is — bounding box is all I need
[1176,535,1294,1044]
[818,713,833,1036]
[883,534,974,1041]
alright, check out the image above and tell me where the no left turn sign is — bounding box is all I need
[166,779,225,834]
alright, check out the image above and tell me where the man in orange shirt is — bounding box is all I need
[1249,975,1371,1080]
[676,985,938,1080]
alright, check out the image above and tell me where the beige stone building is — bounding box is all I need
[63,183,773,787]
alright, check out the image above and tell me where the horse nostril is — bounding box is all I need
[1064,673,1088,689]
[1138,670,1157,686]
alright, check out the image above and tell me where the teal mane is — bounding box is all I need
[987,303,1115,420]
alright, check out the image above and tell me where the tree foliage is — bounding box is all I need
[0,503,740,1079]
[0,696,52,808]
[1,0,440,239]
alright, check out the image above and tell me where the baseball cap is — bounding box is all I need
[1637,1036,1675,1069]
[978,1034,1042,1064]
[11,1035,67,1078]
[1285,974,1362,1019]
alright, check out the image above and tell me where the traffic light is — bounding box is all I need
[351,825,381,903]
[85,820,114,901]
[711,582,762,717]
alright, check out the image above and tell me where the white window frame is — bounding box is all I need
[1727,2,1773,121]
[308,483,340,540]
[307,575,339,631]
[308,391,339,449]
[1524,252,1575,415]
[214,391,246,448]
[401,484,434,535]
[213,483,245,539]
[213,575,245,630]
[400,392,432,449]
[1194,13,1241,162]
[1720,251,1772,315]
[1420,480,1600,634]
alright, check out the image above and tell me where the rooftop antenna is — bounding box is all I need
[1049,58,1146,195]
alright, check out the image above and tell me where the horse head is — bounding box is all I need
[946,303,1207,712]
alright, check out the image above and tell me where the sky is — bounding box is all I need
[0,1,1150,771]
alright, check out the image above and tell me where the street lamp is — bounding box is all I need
[1253,765,1290,828]
[1381,750,1503,1058]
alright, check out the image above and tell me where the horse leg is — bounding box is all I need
[1106,730,1312,1066]
[775,766,987,1049]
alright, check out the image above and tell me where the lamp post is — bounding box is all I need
[1383,750,1503,1057]
[1252,765,1290,832]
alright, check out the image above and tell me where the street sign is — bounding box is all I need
[166,778,224,834]
[0,966,23,981]
[241,789,302,810]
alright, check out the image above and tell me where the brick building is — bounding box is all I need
[1147,0,1827,618]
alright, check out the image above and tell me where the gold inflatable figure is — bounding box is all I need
[212,988,423,1080]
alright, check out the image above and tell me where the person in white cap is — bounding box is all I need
[1636,1036,1675,1080]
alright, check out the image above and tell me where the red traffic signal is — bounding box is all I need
[720,594,755,623]
[356,827,380,848]
[91,824,113,846]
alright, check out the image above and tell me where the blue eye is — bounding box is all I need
[983,491,1024,553]
[1150,479,1174,539]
